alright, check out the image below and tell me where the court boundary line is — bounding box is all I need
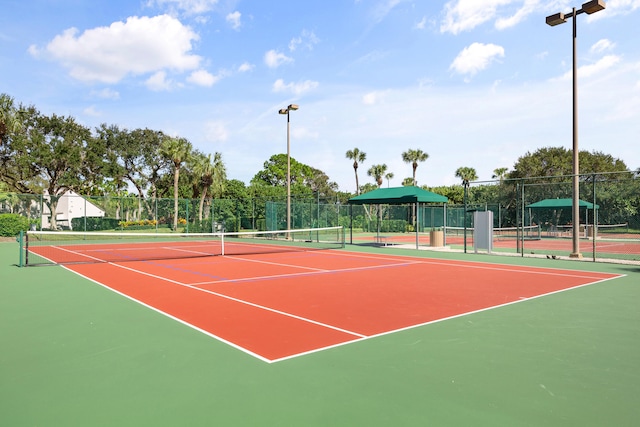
[269,274,625,363]
[333,249,618,280]
[41,247,626,363]
[110,262,369,339]
[189,259,422,286]
[58,265,274,363]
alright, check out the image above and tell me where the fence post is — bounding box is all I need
[463,183,468,253]
[592,174,597,262]
[18,231,24,267]
[516,182,521,255]
[520,180,525,257]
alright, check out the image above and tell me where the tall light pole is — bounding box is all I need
[279,104,299,232]
[546,0,606,258]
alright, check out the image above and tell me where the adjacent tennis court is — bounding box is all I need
[2,231,639,426]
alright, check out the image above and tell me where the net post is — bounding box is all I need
[18,231,24,267]
[221,232,225,256]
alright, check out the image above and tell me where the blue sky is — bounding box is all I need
[1,0,638,193]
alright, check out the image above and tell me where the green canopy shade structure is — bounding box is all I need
[347,186,448,249]
[526,198,599,239]
[526,198,598,209]
[348,186,448,205]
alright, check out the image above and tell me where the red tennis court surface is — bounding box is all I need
[62,249,621,363]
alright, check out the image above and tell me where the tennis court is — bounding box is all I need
[2,230,639,426]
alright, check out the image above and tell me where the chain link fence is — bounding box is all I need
[2,170,638,263]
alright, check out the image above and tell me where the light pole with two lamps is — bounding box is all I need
[545,0,606,258]
[278,104,299,233]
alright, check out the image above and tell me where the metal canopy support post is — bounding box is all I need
[415,202,419,250]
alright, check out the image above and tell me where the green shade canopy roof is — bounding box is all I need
[526,198,599,209]
[348,186,448,205]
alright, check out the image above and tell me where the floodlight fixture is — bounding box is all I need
[582,0,606,14]
[546,12,566,26]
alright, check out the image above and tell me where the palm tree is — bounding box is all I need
[384,172,394,188]
[402,177,414,186]
[0,94,22,143]
[492,167,508,182]
[367,164,387,188]
[402,149,429,186]
[346,148,366,195]
[455,166,478,187]
[192,152,226,222]
[160,137,192,231]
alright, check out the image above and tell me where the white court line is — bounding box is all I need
[269,274,626,363]
[224,255,330,272]
[189,260,421,286]
[54,245,112,263]
[110,262,368,339]
[46,246,626,363]
[58,265,273,364]
[329,249,615,280]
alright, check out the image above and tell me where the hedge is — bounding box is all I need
[71,217,120,231]
[0,213,31,237]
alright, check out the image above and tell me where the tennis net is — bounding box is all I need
[19,226,345,267]
[444,225,541,241]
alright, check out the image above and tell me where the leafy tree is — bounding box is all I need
[402,148,428,186]
[160,137,192,230]
[345,148,366,195]
[251,154,335,200]
[96,125,170,198]
[3,108,100,229]
[425,185,464,204]
[508,147,629,180]
[306,166,338,199]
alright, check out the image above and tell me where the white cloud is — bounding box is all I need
[90,88,120,100]
[586,0,640,21]
[187,69,220,87]
[440,0,512,34]
[362,91,388,105]
[147,0,219,15]
[553,55,622,81]
[83,105,101,117]
[272,79,319,95]
[238,62,254,72]
[450,42,505,77]
[495,0,538,30]
[288,30,320,52]
[591,39,615,54]
[264,50,293,68]
[145,71,173,91]
[414,16,427,30]
[31,15,201,84]
[370,0,404,24]
[205,120,228,143]
[226,11,241,30]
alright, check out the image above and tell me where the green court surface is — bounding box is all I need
[1,240,639,426]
